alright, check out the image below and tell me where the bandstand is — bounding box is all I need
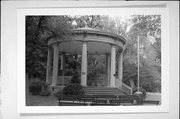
[46,27,132,95]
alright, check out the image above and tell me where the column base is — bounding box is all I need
[82,85,87,87]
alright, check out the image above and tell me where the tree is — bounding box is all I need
[26,16,47,79]
[70,15,102,28]
[26,16,71,80]
[124,15,161,92]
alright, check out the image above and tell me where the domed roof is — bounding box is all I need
[48,26,126,54]
[71,26,126,45]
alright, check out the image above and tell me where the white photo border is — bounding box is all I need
[17,7,169,114]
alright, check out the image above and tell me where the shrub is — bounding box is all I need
[133,87,146,105]
[63,83,84,96]
[40,83,51,96]
[133,87,146,99]
[71,71,80,84]
[54,90,64,99]
[40,90,51,96]
[29,81,42,95]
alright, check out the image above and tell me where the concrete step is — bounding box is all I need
[84,87,126,96]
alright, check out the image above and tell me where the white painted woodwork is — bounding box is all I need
[81,41,87,86]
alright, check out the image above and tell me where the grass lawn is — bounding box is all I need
[26,78,58,106]
[145,92,161,101]
[26,91,58,106]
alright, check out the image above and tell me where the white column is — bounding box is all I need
[106,54,108,86]
[46,47,52,84]
[106,53,111,87]
[81,41,87,86]
[60,53,65,71]
[118,52,123,88]
[61,52,65,85]
[110,45,116,87]
[52,44,59,86]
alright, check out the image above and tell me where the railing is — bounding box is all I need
[115,78,133,95]
[115,78,122,89]
[122,83,133,95]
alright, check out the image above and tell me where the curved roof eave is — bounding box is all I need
[70,28,126,45]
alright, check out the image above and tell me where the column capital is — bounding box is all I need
[52,43,59,50]
[117,47,123,52]
[109,43,116,47]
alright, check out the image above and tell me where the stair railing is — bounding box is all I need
[115,78,133,95]
[122,83,133,95]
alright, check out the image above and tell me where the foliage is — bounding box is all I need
[40,83,51,96]
[71,71,80,84]
[29,81,43,95]
[133,87,147,99]
[87,55,106,86]
[29,81,51,96]
[71,15,102,29]
[63,83,84,96]
[133,87,147,105]
[26,16,71,80]
[65,55,81,75]
[54,90,64,98]
[123,15,161,92]
[26,16,47,79]
[40,90,51,96]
